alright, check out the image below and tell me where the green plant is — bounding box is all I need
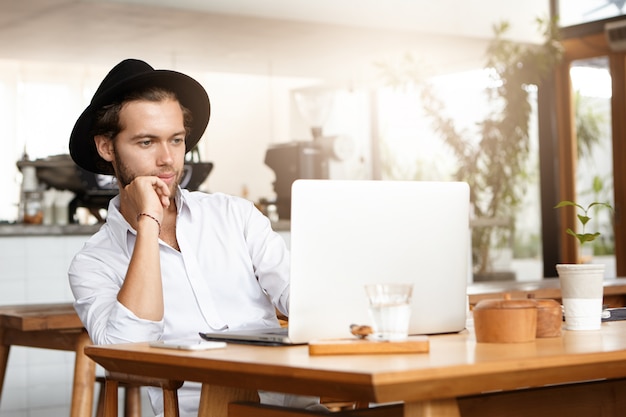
[377,17,562,275]
[554,200,613,247]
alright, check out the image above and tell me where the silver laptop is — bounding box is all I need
[200,179,470,345]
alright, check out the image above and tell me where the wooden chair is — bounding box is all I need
[100,372,183,417]
[95,376,143,417]
[0,303,95,417]
[0,303,142,417]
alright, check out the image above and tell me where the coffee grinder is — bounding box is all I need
[264,89,353,219]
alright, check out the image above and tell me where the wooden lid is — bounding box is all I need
[533,298,561,309]
[474,294,536,310]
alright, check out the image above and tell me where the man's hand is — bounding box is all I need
[121,176,171,225]
[117,175,170,321]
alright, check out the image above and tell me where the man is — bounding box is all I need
[68,59,324,416]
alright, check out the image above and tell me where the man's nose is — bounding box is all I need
[157,143,174,164]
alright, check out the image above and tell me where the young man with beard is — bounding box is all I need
[68,59,324,416]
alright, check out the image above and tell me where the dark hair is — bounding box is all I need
[92,86,194,140]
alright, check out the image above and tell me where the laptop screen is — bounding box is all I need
[287,180,470,344]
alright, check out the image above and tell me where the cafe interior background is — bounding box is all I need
[0,0,624,415]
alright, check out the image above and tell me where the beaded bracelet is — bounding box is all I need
[137,212,161,235]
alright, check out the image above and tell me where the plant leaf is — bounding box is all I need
[579,232,601,243]
[554,200,576,208]
[565,228,583,245]
[588,201,613,211]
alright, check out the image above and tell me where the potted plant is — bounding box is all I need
[554,200,613,330]
[554,200,613,263]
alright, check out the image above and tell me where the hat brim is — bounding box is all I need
[69,69,210,175]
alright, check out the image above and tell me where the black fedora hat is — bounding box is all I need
[69,59,210,175]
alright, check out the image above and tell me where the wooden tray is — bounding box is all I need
[308,336,429,355]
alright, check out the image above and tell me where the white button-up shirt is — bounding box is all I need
[69,188,292,415]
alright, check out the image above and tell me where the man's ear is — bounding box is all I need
[94,135,114,162]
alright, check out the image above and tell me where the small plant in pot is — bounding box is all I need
[554,200,613,263]
[554,200,613,331]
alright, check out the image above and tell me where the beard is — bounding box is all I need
[111,147,183,198]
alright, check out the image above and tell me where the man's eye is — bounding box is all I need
[173,137,185,144]
[140,140,152,146]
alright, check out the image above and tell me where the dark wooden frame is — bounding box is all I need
[544,9,626,274]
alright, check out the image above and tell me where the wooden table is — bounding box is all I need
[0,303,94,417]
[468,277,626,308]
[85,320,626,417]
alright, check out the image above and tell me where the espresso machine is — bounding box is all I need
[264,130,353,219]
[265,141,326,220]
[265,89,354,219]
[17,153,213,223]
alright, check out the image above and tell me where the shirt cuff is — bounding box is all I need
[106,301,165,343]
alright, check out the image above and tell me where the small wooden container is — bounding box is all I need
[534,298,562,338]
[473,294,537,343]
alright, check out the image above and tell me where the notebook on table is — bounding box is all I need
[200,179,470,345]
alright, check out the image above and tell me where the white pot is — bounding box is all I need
[556,263,605,331]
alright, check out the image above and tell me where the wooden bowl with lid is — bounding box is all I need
[473,294,537,343]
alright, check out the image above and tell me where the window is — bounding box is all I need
[558,0,626,27]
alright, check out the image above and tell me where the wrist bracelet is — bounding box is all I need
[137,212,161,235]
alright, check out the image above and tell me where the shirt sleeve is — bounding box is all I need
[243,202,291,317]
[69,242,164,345]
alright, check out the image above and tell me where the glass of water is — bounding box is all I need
[364,283,413,341]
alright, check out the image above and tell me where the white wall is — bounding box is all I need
[193,71,318,200]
